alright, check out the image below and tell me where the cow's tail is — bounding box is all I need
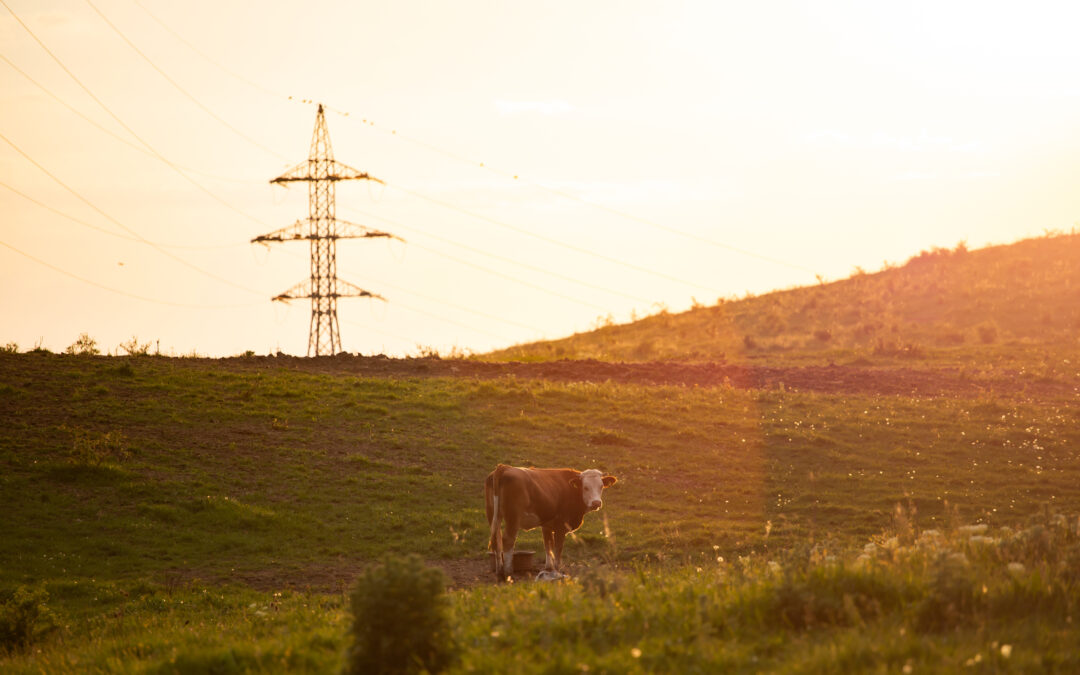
[492,468,503,552]
[489,469,503,559]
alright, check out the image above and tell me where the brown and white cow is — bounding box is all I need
[485,463,617,580]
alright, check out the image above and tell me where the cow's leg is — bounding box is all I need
[541,526,556,571]
[500,514,521,579]
[552,526,568,572]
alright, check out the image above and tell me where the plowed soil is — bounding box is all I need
[198,355,1078,400]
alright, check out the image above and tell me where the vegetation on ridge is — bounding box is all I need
[488,232,1080,365]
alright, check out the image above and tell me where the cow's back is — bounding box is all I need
[489,465,584,528]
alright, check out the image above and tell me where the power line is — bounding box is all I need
[333,212,612,313]
[268,243,542,341]
[0,53,256,184]
[132,0,292,103]
[0,130,265,297]
[354,117,821,275]
[93,3,805,293]
[0,239,256,309]
[89,1,812,283]
[342,206,654,307]
[79,0,814,280]
[84,0,290,162]
[378,300,519,343]
[0,179,246,251]
[0,0,273,229]
[383,181,726,297]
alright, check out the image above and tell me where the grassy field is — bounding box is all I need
[2,351,1079,671]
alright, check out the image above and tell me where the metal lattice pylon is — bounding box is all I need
[253,104,399,356]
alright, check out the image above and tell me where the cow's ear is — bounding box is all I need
[569,475,582,489]
[602,475,618,488]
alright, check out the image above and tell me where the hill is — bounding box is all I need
[487,232,1080,366]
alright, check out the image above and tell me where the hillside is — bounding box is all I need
[487,232,1080,365]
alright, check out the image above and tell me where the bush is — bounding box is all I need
[344,555,457,675]
[119,336,153,356]
[64,333,99,356]
[0,585,59,653]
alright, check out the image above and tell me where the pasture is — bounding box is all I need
[2,351,1079,672]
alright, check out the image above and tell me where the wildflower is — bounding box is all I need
[918,529,943,548]
[630,648,642,659]
[1001,644,1012,658]
[947,552,969,566]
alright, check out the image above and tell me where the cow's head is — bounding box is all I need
[570,469,617,511]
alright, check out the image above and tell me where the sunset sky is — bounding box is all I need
[2,0,1078,357]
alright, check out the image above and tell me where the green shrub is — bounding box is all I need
[344,555,457,675]
[0,585,59,653]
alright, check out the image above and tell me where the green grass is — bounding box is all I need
[4,515,1077,673]
[453,513,1080,673]
[2,352,1080,670]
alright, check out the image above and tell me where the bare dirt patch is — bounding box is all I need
[189,355,1078,400]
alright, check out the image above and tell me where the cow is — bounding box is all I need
[485,463,617,580]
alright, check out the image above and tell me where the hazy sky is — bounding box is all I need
[2,0,1078,356]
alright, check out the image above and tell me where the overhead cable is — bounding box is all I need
[0,239,257,309]
[384,181,725,296]
[0,179,247,251]
[342,206,654,306]
[109,3,819,282]
[0,130,264,296]
[355,118,821,276]
[84,0,290,162]
[0,53,255,184]
[0,0,273,229]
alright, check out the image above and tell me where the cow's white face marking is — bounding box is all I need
[579,469,607,511]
